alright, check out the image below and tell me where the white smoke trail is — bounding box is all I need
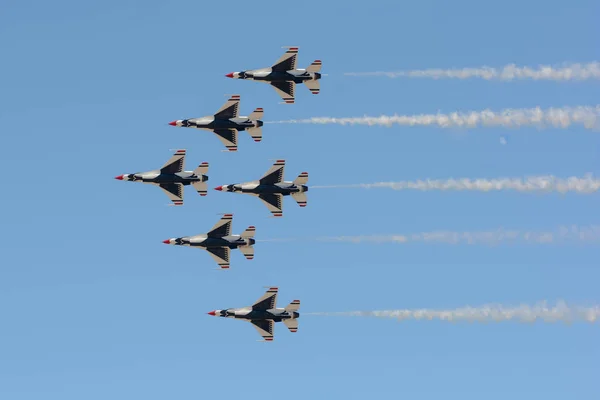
[307,301,600,324]
[344,62,600,81]
[267,105,600,130]
[312,174,600,194]
[317,225,600,245]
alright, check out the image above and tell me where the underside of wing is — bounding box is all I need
[213,129,238,152]
[252,287,278,310]
[258,194,283,217]
[272,47,298,72]
[206,247,230,269]
[259,159,285,185]
[160,149,186,174]
[250,319,274,341]
[159,183,184,206]
[207,214,232,238]
[214,94,240,120]
[270,81,295,104]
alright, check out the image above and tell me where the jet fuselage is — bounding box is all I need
[220,181,309,196]
[168,234,254,249]
[174,116,262,131]
[234,68,321,83]
[213,307,300,322]
[120,170,207,186]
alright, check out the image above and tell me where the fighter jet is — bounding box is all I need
[214,159,308,217]
[207,287,300,342]
[225,47,322,104]
[163,214,255,269]
[115,149,208,206]
[168,94,263,152]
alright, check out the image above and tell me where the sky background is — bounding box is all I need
[1,0,599,399]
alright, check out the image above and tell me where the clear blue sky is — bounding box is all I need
[1,1,598,399]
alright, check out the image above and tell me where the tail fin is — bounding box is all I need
[291,192,307,208]
[293,172,308,185]
[239,245,254,260]
[283,318,298,333]
[241,225,256,239]
[306,60,322,73]
[191,181,208,197]
[249,107,264,120]
[285,300,300,312]
[193,162,209,176]
[304,80,320,95]
[247,127,262,142]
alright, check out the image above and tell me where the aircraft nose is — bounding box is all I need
[168,120,178,126]
[225,72,234,78]
[214,185,223,191]
[207,310,216,316]
[114,175,124,180]
[162,239,171,244]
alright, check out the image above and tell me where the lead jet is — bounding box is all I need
[207,287,300,342]
[225,47,322,104]
[115,149,208,206]
[163,214,255,269]
[214,159,308,217]
[168,94,263,152]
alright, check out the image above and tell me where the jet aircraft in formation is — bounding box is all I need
[226,47,322,104]
[163,214,255,269]
[169,95,263,152]
[214,159,308,217]
[207,287,300,341]
[115,149,208,206]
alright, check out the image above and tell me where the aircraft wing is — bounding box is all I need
[258,194,283,217]
[158,183,184,206]
[250,319,274,342]
[212,128,238,152]
[205,247,230,269]
[252,287,278,310]
[272,47,298,72]
[160,149,186,174]
[214,94,240,119]
[259,159,285,185]
[270,81,295,104]
[207,214,232,238]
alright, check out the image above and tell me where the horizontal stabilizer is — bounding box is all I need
[284,300,300,312]
[304,79,320,95]
[306,60,322,73]
[247,127,262,142]
[241,226,256,239]
[291,192,307,208]
[283,318,298,333]
[249,107,264,121]
[239,245,254,260]
[193,162,209,177]
[191,181,208,197]
[293,172,308,185]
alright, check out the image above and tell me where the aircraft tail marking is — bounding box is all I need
[304,79,320,94]
[283,318,299,333]
[306,60,322,73]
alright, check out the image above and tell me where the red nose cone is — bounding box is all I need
[162,239,171,244]
[168,120,177,126]
[225,72,234,78]
[207,311,216,316]
[115,175,124,180]
[214,186,223,191]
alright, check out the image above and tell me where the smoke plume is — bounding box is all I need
[268,105,600,130]
[312,174,600,194]
[344,62,600,81]
[308,301,599,324]
[316,226,600,245]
